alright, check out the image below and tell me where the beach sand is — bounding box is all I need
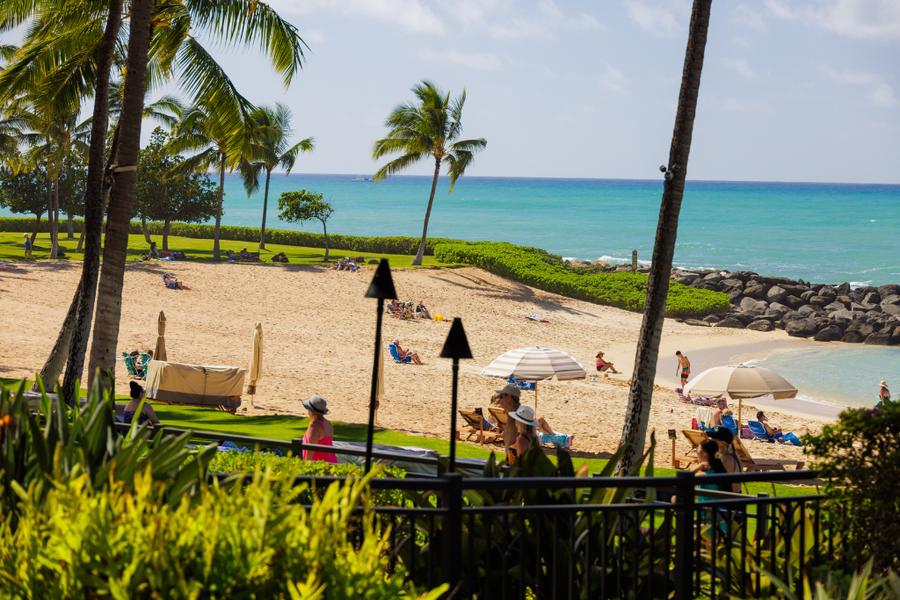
[0,260,826,468]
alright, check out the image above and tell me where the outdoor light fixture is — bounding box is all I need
[364,259,398,473]
[439,318,473,473]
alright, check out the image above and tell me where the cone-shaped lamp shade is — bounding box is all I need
[365,259,398,300]
[439,319,473,359]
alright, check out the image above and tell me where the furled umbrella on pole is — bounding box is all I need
[364,259,397,473]
[685,364,798,429]
[375,335,385,424]
[481,346,586,414]
[440,318,473,473]
[153,310,167,362]
[247,322,263,405]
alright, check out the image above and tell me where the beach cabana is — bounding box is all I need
[146,361,245,413]
[684,364,798,428]
[482,346,586,413]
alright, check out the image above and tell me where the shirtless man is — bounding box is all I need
[675,351,691,387]
[712,399,726,428]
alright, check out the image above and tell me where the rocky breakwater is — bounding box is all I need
[668,269,900,346]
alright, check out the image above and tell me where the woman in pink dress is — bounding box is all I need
[301,394,338,463]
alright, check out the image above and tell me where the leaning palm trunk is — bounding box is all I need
[31,278,83,393]
[46,170,58,259]
[61,0,123,401]
[259,169,271,249]
[214,155,225,260]
[141,216,151,243]
[617,0,712,476]
[87,0,154,391]
[413,158,441,266]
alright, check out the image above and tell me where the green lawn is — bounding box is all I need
[2,378,819,496]
[0,231,446,268]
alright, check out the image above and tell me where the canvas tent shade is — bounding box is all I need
[146,360,245,412]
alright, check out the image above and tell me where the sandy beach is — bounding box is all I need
[0,260,826,468]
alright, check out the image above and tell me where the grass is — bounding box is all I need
[0,231,446,268]
[2,377,818,496]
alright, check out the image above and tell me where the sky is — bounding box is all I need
[21,1,900,183]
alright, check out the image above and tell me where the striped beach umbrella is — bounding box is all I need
[482,346,586,413]
[685,364,798,429]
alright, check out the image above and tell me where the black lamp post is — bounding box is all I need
[364,259,397,473]
[439,318,473,473]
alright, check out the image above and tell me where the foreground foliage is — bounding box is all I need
[802,401,900,572]
[435,241,730,317]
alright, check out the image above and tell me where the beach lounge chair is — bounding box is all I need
[121,353,145,380]
[488,407,508,432]
[388,344,411,364]
[673,429,804,471]
[722,414,740,437]
[485,406,573,447]
[747,420,771,441]
[456,409,503,447]
[507,374,536,391]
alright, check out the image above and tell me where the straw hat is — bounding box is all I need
[881,381,889,388]
[508,405,540,427]
[302,394,330,415]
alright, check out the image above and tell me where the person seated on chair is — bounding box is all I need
[711,399,727,428]
[706,427,743,492]
[123,381,162,426]
[496,384,555,450]
[595,351,619,374]
[415,301,432,319]
[756,411,784,442]
[392,338,423,365]
[164,272,190,290]
[238,247,252,261]
[671,439,731,503]
[506,404,545,465]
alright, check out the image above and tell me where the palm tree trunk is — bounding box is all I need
[162,220,170,251]
[32,211,42,244]
[617,0,712,476]
[86,0,153,392]
[214,154,224,261]
[76,227,84,253]
[321,218,329,261]
[47,169,58,259]
[67,213,74,238]
[141,215,151,243]
[53,176,60,250]
[259,169,271,249]
[412,157,441,266]
[30,278,83,393]
[61,0,123,402]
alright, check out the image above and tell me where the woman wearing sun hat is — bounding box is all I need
[301,394,337,463]
[506,404,545,465]
[877,381,890,407]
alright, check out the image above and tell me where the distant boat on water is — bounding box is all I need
[351,176,373,182]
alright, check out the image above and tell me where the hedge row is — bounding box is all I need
[434,242,730,318]
[0,216,468,256]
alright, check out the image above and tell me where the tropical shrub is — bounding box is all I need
[802,402,900,572]
[434,241,729,317]
[740,561,900,600]
[0,468,445,599]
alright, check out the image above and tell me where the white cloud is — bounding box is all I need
[765,0,900,42]
[419,49,503,71]
[301,30,326,44]
[451,0,600,41]
[269,0,445,35]
[623,0,682,38]
[722,58,760,80]
[598,63,627,94]
[820,65,899,107]
[731,4,768,33]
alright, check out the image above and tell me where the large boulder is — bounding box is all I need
[747,319,775,332]
[743,284,768,299]
[765,303,791,319]
[703,272,725,284]
[728,311,755,326]
[864,331,894,345]
[836,282,851,295]
[785,319,817,337]
[715,316,746,329]
[841,330,865,343]
[731,271,756,282]
[703,314,721,324]
[892,326,900,345]
[674,276,697,286]
[818,286,837,298]
[850,302,869,313]
[814,325,844,342]
[684,319,711,327]
[800,290,817,302]
[721,278,743,291]
[878,284,900,299]
[808,295,832,307]
[728,289,744,303]
[760,275,796,286]
[863,291,881,305]
[835,295,853,308]
[783,295,805,310]
[882,303,900,317]
[882,294,900,306]
[844,322,878,339]
[766,286,788,304]
[740,297,768,315]
[798,304,823,317]
[782,284,810,297]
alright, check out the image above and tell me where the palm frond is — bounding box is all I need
[373,152,425,182]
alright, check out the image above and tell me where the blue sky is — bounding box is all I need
[26,1,900,183]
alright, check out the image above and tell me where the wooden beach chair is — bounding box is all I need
[488,407,508,432]
[456,409,502,447]
[673,430,804,471]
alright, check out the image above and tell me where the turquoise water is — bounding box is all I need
[210,174,900,287]
[745,345,896,410]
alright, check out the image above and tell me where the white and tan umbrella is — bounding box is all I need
[685,364,798,428]
[375,338,385,423]
[482,346,586,413]
[247,322,263,403]
[153,310,167,362]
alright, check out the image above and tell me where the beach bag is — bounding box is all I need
[783,432,801,447]
[741,425,753,439]
[172,251,187,260]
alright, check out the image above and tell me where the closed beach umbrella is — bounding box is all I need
[482,346,586,413]
[247,322,263,402]
[685,364,798,428]
[153,310,167,362]
[375,335,385,423]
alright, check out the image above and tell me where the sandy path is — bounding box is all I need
[0,260,821,467]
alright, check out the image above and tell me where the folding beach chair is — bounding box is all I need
[507,374,536,391]
[121,352,145,380]
[747,420,771,441]
[722,414,740,437]
[488,407,508,432]
[456,409,503,447]
[388,344,411,364]
[673,429,804,471]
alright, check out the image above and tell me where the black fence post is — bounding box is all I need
[674,470,695,600]
[442,472,463,597]
[291,438,303,458]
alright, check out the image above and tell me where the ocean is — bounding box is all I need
[4,173,898,410]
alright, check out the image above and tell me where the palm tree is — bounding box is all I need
[167,103,251,261]
[240,102,314,249]
[373,80,486,265]
[617,0,713,476]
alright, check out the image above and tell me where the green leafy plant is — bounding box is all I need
[278,189,334,259]
[802,402,900,572]
[738,561,900,600]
